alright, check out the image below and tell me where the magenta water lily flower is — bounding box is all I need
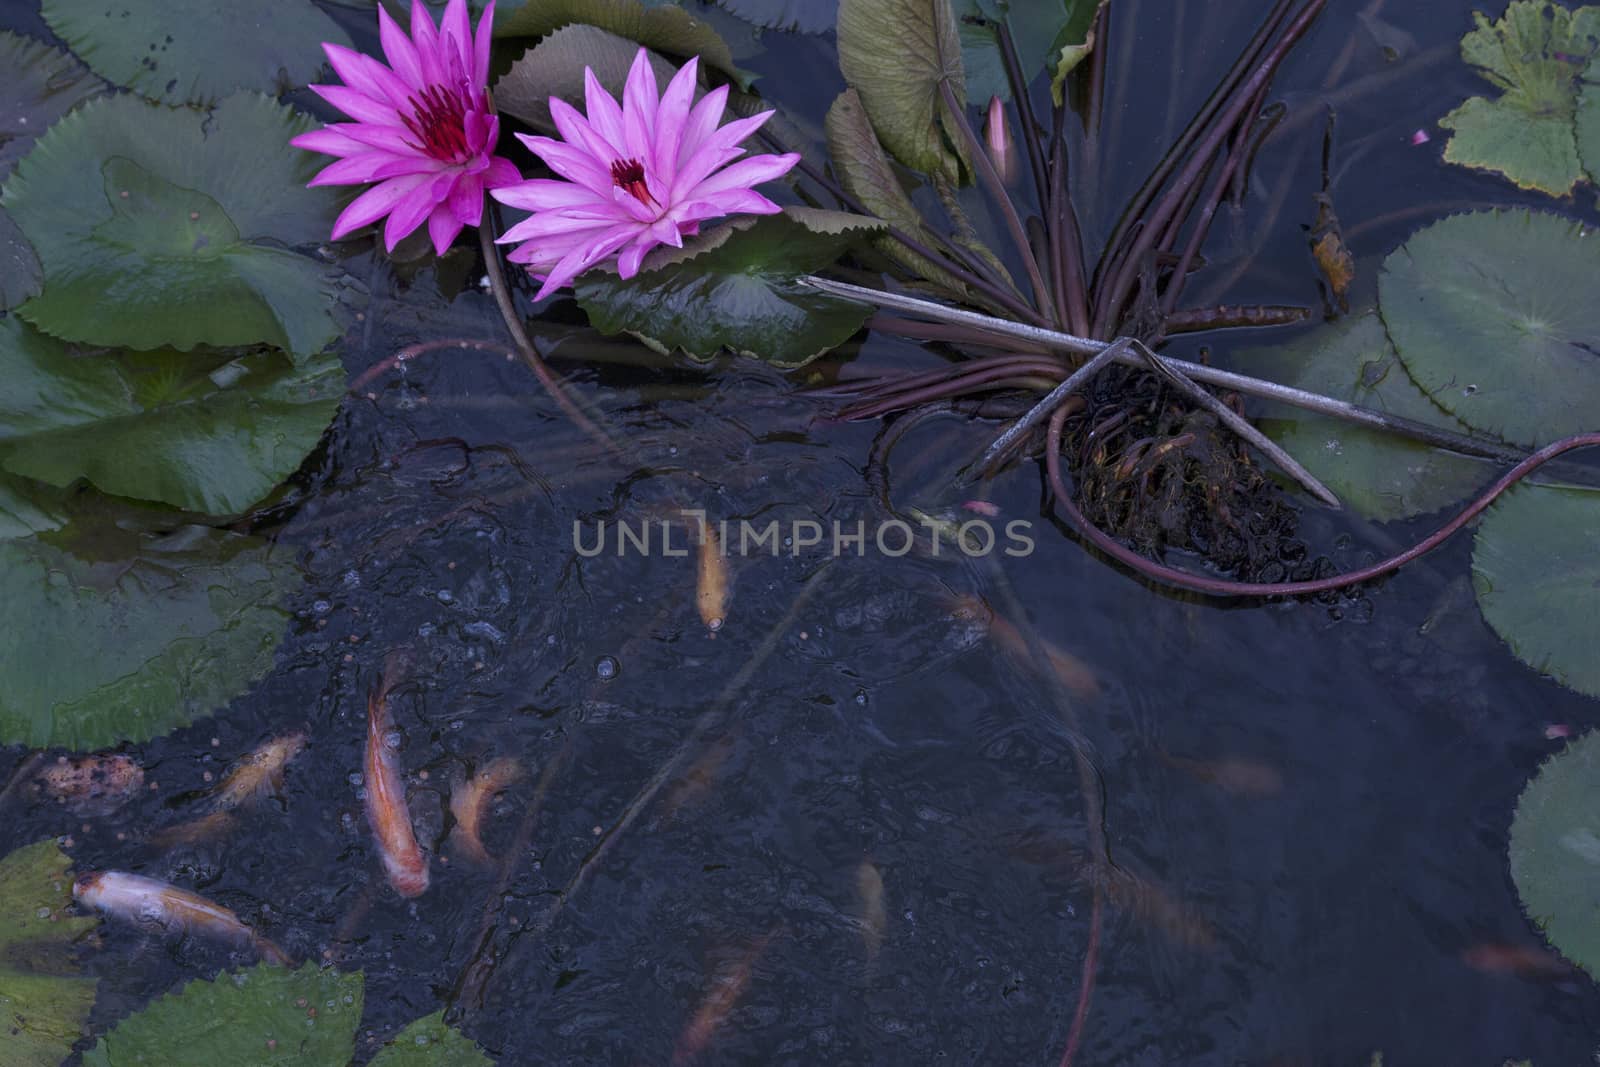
[492,48,801,299]
[291,0,520,254]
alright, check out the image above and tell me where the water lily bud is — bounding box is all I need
[983,95,1016,185]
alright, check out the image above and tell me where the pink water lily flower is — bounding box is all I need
[492,48,800,299]
[291,0,520,254]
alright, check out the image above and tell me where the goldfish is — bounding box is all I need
[152,732,307,845]
[1461,942,1575,981]
[36,753,144,817]
[696,522,729,632]
[953,595,1099,698]
[672,931,776,1065]
[73,870,288,965]
[366,665,429,897]
[1158,750,1284,798]
[447,757,524,866]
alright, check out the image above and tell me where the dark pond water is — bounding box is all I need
[4,0,1599,1064]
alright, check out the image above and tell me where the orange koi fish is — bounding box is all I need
[73,870,288,965]
[447,757,524,866]
[153,732,308,845]
[366,665,429,897]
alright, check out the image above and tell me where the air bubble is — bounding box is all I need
[594,656,619,681]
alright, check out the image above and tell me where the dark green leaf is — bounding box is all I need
[495,25,680,132]
[1438,0,1600,195]
[0,840,99,1067]
[0,30,105,178]
[1381,209,1600,448]
[837,0,970,182]
[823,89,968,295]
[0,210,41,312]
[1473,482,1600,699]
[713,0,836,34]
[1230,310,1492,521]
[370,1012,495,1067]
[575,209,883,366]
[41,0,351,105]
[4,93,346,362]
[82,963,363,1067]
[1510,729,1600,976]
[0,517,298,749]
[0,317,343,516]
[955,0,1104,105]
[494,0,753,88]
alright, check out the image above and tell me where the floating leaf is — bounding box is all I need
[1579,52,1600,187]
[823,89,968,295]
[82,963,363,1067]
[837,0,970,182]
[0,31,104,312]
[1231,310,1490,521]
[575,209,882,366]
[1473,482,1600,699]
[0,513,298,749]
[955,0,1103,105]
[1438,0,1600,195]
[0,473,68,540]
[0,318,342,515]
[495,0,752,87]
[0,840,99,1067]
[1509,729,1600,976]
[42,0,350,105]
[495,25,680,132]
[713,0,835,34]
[3,93,345,362]
[1380,209,1600,448]
[369,1012,495,1067]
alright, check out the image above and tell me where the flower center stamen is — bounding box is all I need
[610,159,658,208]
[402,84,473,164]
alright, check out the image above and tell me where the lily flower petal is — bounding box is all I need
[493,46,800,298]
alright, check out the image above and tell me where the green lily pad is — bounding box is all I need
[1231,310,1492,521]
[575,209,882,366]
[1509,729,1600,976]
[837,0,970,183]
[495,0,752,87]
[42,0,350,105]
[3,92,345,362]
[1578,52,1600,189]
[1438,0,1600,196]
[0,510,298,749]
[956,0,1104,105]
[370,1012,494,1067]
[1380,209,1600,449]
[823,88,969,296]
[495,25,681,132]
[0,473,68,540]
[0,31,104,312]
[1472,482,1600,699]
[82,963,363,1067]
[0,839,100,1067]
[713,0,834,33]
[0,317,342,516]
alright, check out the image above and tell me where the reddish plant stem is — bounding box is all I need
[348,337,515,395]
[1163,304,1310,333]
[997,20,1052,209]
[1059,886,1104,1067]
[1095,0,1294,305]
[1095,0,1326,337]
[1043,413,1600,598]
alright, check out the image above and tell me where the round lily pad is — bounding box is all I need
[1510,730,1600,977]
[0,509,299,749]
[1381,209,1600,448]
[1231,310,1492,521]
[0,839,100,1066]
[1579,52,1600,192]
[575,209,883,367]
[0,317,343,516]
[3,92,346,362]
[0,30,104,311]
[1472,482,1600,699]
[370,1011,495,1067]
[1438,0,1600,196]
[82,964,363,1067]
[42,0,350,105]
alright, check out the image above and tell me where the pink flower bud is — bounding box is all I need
[984,96,1016,185]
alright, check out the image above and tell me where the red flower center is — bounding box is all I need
[403,84,473,164]
[610,158,658,208]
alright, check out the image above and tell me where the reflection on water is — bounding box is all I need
[5,0,1599,1063]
